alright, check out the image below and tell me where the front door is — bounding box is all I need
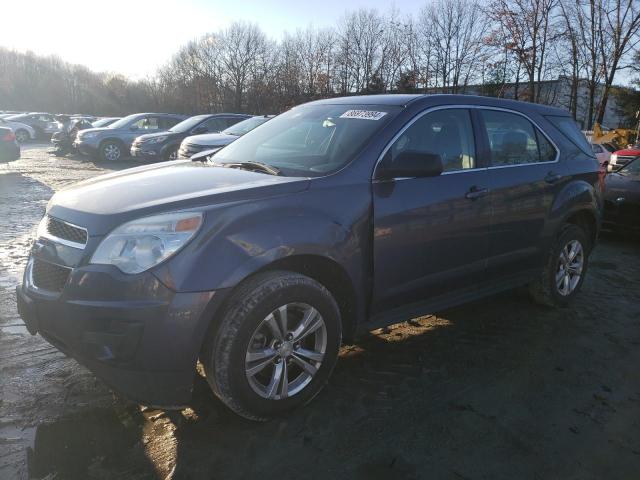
[372,108,490,315]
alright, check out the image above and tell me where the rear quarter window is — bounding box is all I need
[545,115,593,157]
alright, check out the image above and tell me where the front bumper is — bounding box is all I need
[17,258,229,407]
[74,140,99,157]
[130,144,160,161]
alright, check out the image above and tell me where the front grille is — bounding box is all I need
[47,216,87,245]
[32,259,71,292]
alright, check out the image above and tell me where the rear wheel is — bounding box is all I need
[100,141,122,162]
[201,271,341,421]
[529,224,590,307]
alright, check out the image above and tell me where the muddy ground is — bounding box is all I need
[0,144,639,480]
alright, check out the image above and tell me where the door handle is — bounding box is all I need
[545,171,562,184]
[465,186,489,200]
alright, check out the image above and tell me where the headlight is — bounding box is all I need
[145,136,168,144]
[91,212,203,274]
[81,132,98,139]
[610,153,617,164]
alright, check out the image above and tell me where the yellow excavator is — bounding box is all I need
[591,123,637,149]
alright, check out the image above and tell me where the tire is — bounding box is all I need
[15,129,29,143]
[100,141,123,162]
[529,224,591,307]
[201,270,342,421]
[164,146,178,162]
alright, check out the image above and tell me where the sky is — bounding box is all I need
[1,0,423,79]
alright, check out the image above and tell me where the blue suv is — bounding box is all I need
[17,95,602,420]
[75,113,187,161]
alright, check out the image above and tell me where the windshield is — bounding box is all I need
[107,114,141,129]
[169,115,211,133]
[92,118,117,128]
[223,116,271,136]
[213,105,399,176]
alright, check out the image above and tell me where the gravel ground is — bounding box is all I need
[1,144,639,480]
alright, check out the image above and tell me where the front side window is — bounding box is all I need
[213,104,400,177]
[480,110,556,166]
[386,108,476,172]
[132,117,160,130]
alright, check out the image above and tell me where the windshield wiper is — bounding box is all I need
[212,161,281,176]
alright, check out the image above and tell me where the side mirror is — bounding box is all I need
[377,150,444,180]
[130,125,138,131]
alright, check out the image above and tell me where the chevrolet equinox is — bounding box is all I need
[17,95,602,420]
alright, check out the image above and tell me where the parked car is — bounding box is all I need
[17,95,601,420]
[178,115,274,159]
[603,157,640,234]
[0,117,36,143]
[0,127,20,162]
[610,146,639,169]
[131,113,250,162]
[91,117,121,128]
[74,113,187,161]
[5,112,55,138]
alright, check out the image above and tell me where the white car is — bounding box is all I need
[0,118,36,143]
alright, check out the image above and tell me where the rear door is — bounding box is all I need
[372,107,490,314]
[477,108,562,278]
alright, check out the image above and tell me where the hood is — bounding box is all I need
[136,131,177,142]
[48,160,309,235]
[614,149,640,156]
[184,133,238,147]
[78,127,113,136]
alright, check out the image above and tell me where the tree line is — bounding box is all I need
[1,0,639,128]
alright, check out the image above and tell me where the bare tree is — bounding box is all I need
[595,0,640,124]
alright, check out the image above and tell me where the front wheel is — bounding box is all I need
[164,146,178,162]
[15,129,30,143]
[100,141,123,162]
[201,271,342,421]
[529,224,590,307]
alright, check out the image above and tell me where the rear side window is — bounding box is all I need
[545,115,592,156]
[480,110,557,166]
[202,117,229,132]
[224,117,245,128]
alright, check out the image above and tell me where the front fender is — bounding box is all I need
[154,183,371,295]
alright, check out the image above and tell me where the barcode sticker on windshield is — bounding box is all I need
[339,110,387,120]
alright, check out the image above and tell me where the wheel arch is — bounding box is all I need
[254,254,358,341]
[563,209,598,247]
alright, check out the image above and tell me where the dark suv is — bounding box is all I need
[74,113,187,161]
[131,113,250,162]
[17,95,602,420]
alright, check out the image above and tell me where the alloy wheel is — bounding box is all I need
[245,303,327,400]
[103,144,121,161]
[556,239,584,296]
[15,130,29,143]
